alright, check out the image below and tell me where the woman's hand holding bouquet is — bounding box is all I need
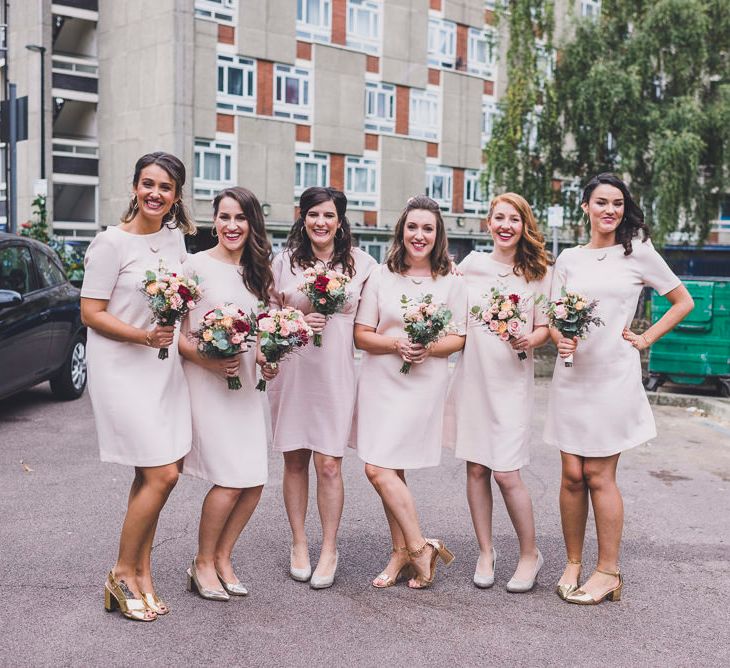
[256,307,313,391]
[547,288,604,367]
[298,263,351,347]
[399,294,454,374]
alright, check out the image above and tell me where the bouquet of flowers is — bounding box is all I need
[547,287,604,367]
[470,288,529,361]
[299,263,351,347]
[256,307,313,391]
[141,260,202,359]
[188,303,257,390]
[399,293,454,375]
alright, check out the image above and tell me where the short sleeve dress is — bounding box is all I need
[543,240,681,457]
[81,225,192,467]
[181,251,267,488]
[267,247,377,457]
[353,265,468,470]
[444,252,553,471]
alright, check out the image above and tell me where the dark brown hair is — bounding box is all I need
[285,186,356,277]
[386,196,451,277]
[581,172,649,256]
[213,187,273,303]
[120,152,197,235]
[487,192,551,282]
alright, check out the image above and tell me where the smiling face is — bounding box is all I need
[214,196,249,258]
[403,208,437,265]
[303,199,340,253]
[133,164,178,220]
[488,201,524,252]
[583,183,625,239]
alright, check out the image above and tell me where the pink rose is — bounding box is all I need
[499,331,510,341]
[497,310,508,320]
[554,305,567,320]
[508,320,521,335]
[258,317,276,333]
[489,320,499,331]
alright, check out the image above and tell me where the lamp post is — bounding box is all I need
[25,44,46,180]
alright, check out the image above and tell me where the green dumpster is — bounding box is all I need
[646,278,730,396]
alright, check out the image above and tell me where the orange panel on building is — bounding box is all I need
[257,60,273,116]
[456,24,468,72]
[365,133,379,151]
[296,125,311,142]
[296,41,312,60]
[426,142,439,158]
[428,68,441,86]
[330,154,345,192]
[218,24,235,45]
[429,0,442,10]
[485,9,496,25]
[395,85,410,135]
[484,80,494,96]
[366,55,380,73]
[217,113,234,134]
[452,168,465,213]
[363,211,378,227]
[332,0,347,45]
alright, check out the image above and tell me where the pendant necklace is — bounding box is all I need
[597,253,607,261]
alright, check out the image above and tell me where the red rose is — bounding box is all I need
[509,294,520,304]
[314,275,330,293]
[233,319,250,333]
[178,285,191,300]
[257,312,269,321]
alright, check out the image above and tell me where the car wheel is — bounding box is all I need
[50,334,87,400]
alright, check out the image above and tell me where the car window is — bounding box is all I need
[0,245,35,295]
[34,249,67,288]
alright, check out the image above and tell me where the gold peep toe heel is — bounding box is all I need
[140,591,170,615]
[556,559,582,601]
[372,547,415,589]
[104,571,157,622]
[565,568,623,605]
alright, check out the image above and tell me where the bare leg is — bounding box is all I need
[113,463,180,596]
[312,453,343,578]
[283,449,312,569]
[372,471,410,586]
[195,485,242,591]
[579,454,622,597]
[493,470,538,580]
[557,452,588,588]
[466,462,495,577]
[215,485,264,583]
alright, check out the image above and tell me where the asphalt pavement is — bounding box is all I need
[1,379,729,667]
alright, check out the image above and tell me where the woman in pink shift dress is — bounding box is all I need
[354,196,467,590]
[268,187,376,589]
[179,187,277,601]
[546,173,694,605]
[81,152,196,622]
[445,193,552,593]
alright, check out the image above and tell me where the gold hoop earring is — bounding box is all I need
[130,195,139,215]
[581,213,589,227]
[335,226,344,240]
[211,226,218,239]
[170,202,180,221]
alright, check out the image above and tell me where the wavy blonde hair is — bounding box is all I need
[487,193,551,282]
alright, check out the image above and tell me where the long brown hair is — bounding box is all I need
[120,152,196,235]
[487,193,551,282]
[213,187,273,303]
[386,196,451,277]
[285,186,355,277]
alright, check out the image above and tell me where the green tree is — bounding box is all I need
[554,0,730,241]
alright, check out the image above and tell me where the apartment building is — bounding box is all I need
[4,0,727,253]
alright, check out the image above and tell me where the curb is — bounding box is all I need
[647,391,730,423]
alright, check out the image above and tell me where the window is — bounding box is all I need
[345,156,378,208]
[217,54,255,114]
[297,0,331,42]
[409,89,440,141]
[0,245,34,294]
[34,249,66,288]
[464,170,486,215]
[295,151,329,196]
[536,44,555,83]
[347,0,381,54]
[194,0,235,24]
[581,0,601,19]
[274,65,312,122]
[481,96,499,146]
[358,237,389,263]
[425,165,453,212]
[364,82,395,133]
[53,184,97,225]
[468,27,496,77]
[194,139,233,199]
[428,18,456,69]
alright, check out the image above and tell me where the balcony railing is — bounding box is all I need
[52,54,98,95]
[52,137,99,177]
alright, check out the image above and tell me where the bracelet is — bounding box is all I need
[145,331,152,347]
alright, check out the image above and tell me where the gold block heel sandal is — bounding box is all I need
[556,559,582,601]
[565,568,623,605]
[104,571,157,622]
[408,539,455,589]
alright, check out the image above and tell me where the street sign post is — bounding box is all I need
[547,205,564,258]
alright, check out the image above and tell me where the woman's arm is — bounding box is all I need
[354,323,409,357]
[427,333,465,358]
[623,284,694,351]
[511,325,550,353]
[81,297,173,348]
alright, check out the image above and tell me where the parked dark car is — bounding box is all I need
[0,232,87,401]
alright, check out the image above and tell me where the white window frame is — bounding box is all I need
[347,0,382,54]
[345,156,378,209]
[194,0,236,25]
[364,81,395,134]
[428,18,456,69]
[217,54,256,115]
[581,0,601,19]
[297,0,332,43]
[463,169,486,215]
[409,88,440,141]
[357,236,389,263]
[467,27,496,78]
[295,151,330,197]
[481,96,499,146]
[536,44,555,83]
[193,139,234,200]
[274,64,312,122]
[425,165,453,213]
